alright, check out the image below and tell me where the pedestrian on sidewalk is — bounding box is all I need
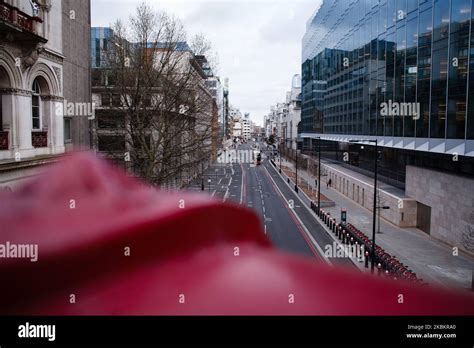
[327,178,332,189]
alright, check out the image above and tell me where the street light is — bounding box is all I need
[295,147,299,193]
[349,139,379,273]
[316,137,321,212]
[279,144,282,174]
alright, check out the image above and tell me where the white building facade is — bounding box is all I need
[1,0,65,163]
[0,0,91,191]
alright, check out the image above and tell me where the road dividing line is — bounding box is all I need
[263,165,331,265]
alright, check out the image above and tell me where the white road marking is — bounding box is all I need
[263,165,331,265]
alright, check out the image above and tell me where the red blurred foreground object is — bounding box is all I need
[0,153,473,315]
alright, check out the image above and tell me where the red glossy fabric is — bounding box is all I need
[0,154,473,315]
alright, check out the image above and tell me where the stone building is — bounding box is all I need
[0,0,91,190]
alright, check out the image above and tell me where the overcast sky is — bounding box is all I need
[91,0,321,127]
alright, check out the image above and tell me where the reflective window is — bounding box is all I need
[433,0,450,41]
[379,4,387,33]
[407,0,418,13]
[385,30,396,136]
[430,0,450,138]
[404,18,418,137]
[395,24,406,137]
[467,0,474,139]
[397,0,407,21]
[388,0,397,28]
[417,8,432,138]
[447,0,470,139]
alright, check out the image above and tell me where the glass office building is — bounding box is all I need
[301,0,474,157]
[91,27,114,69]
[301,1,474,252]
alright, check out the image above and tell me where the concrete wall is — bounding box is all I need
[322,163,418,228]
[406,165,474,256]
[61,0,91,151]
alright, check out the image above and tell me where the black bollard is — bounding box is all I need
[377,263,382,276]
[365,251,369,268]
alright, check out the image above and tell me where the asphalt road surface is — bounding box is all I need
[185,141,356,268]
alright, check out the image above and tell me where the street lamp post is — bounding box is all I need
[295,148,299,193]
[317,137,321,212]
[349,139,378,273]
[279,144,282,174]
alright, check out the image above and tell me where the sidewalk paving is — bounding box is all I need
[278,157,474,290]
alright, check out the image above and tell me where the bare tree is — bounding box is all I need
[190,33,220,74]
[97,2,215,187]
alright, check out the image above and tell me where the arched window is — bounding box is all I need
[32,78,41,130]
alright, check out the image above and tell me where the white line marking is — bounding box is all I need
[263,165,331,265]
[269,161,363,268]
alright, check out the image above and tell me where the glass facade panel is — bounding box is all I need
[385,30,395,136]
[397,0,407,21]
[395,23,406,136]
[430,0,450,139]
[407,0,418,13]
[388,0,397,28]
[446,0,470,139]
[405,18,418,137]
[417,8,433,138]
[468,0,474,139]
[301,0,472,141]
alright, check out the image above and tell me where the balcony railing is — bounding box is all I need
[32,131,47,148]
[0,131,8,150]
[0,1,42,33]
